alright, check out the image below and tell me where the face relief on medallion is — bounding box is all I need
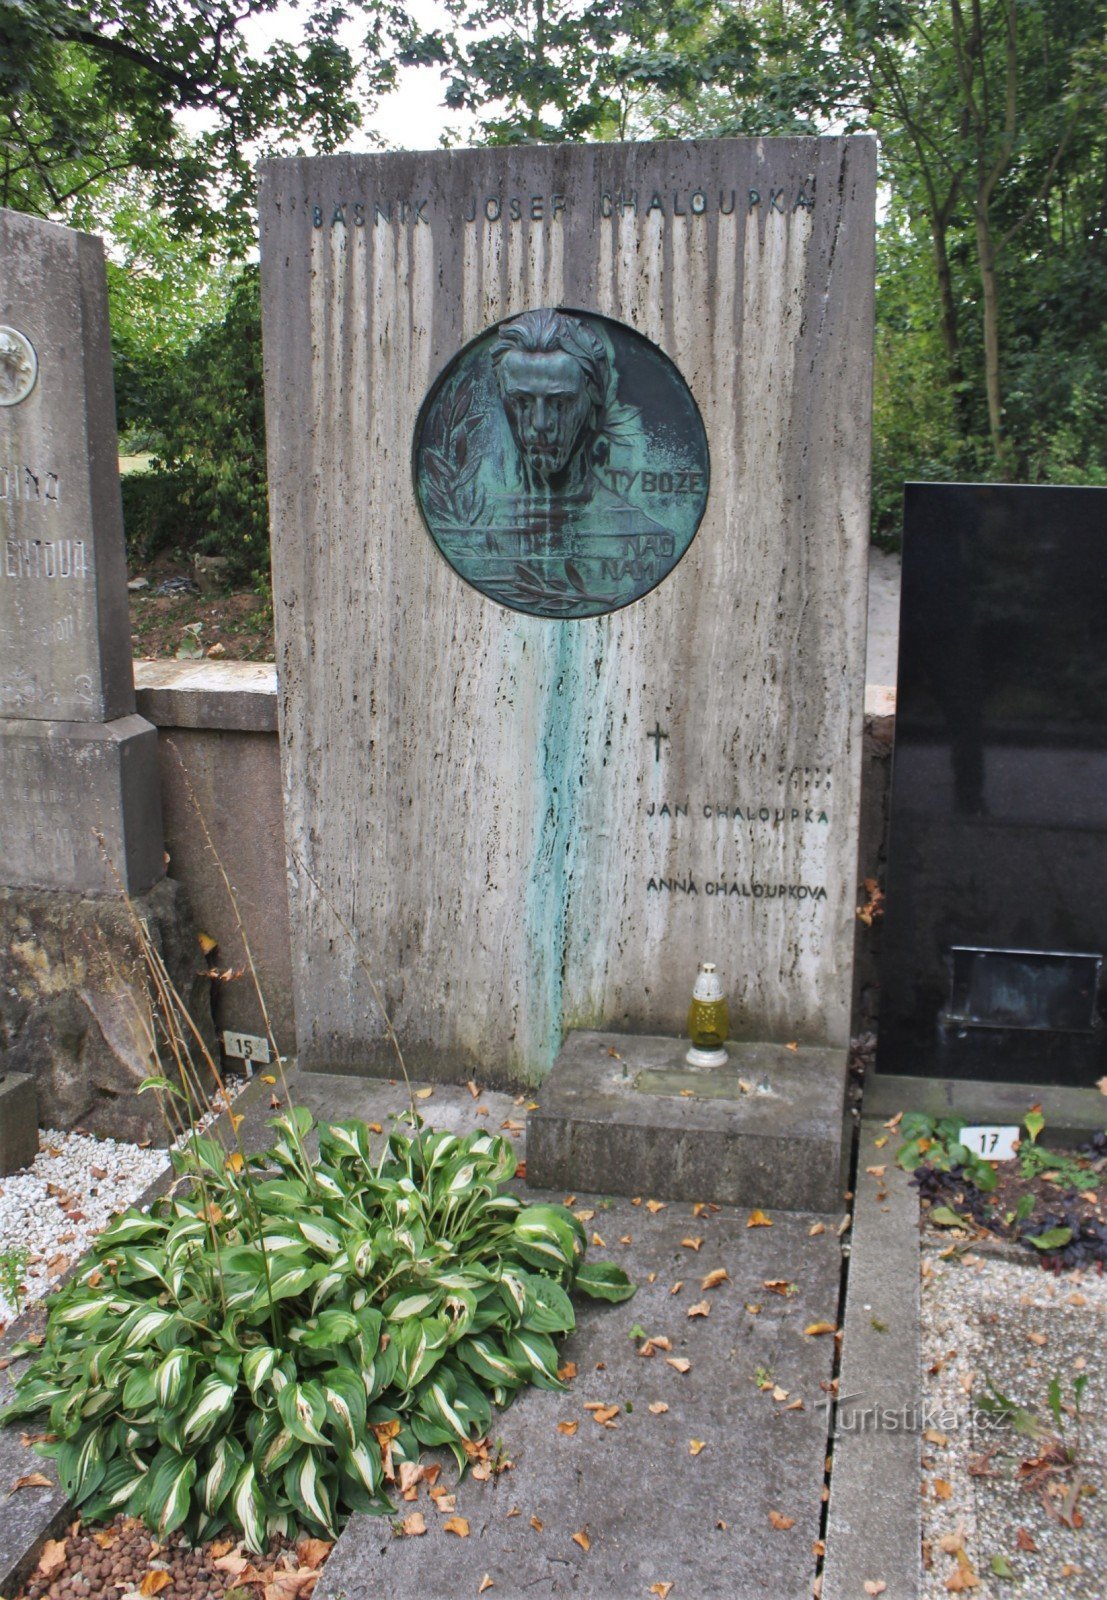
[0,326,38,407]
[413,307,709,619]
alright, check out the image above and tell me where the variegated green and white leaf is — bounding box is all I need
[181,1375,236,1444]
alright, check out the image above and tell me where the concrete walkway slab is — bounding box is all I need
[319,1197,842,1600]
[823,1122,921,1600]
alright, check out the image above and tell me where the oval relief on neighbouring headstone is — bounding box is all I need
[0,326,38,407]
[413,308,709,619]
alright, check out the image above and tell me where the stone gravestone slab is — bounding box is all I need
[877,482,1107,1088]
[0,208,162,893]
[0,211,210,1146]
[261,140,874,1124]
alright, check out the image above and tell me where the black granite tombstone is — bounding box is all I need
[877,483,1107,1086]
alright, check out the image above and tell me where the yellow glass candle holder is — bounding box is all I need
[685,961,729,1067]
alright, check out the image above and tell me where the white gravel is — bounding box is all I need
[0,1078,252,1329]
[920,1244,1106,1599]
[0,1129,167,1327]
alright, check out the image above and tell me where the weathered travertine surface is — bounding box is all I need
[0,209,133,723]
[261,138,875,1083]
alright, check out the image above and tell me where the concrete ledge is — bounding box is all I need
[0,1073,37,1176]
[134,660,278,733]
[823,1123,921,1600]
[865,1071,1107,1144]
[527,1030,848,1211]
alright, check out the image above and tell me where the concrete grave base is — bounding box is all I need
[0,1071,38,1175]
[318,1195,841,1600]
[0,714,164,894]
[527,1031,848,1211]
[0,878,214,1143]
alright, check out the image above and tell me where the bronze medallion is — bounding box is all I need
[413,308,709,619]
[0,326,38,407]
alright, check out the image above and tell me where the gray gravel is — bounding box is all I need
[920,1244,1105,1598]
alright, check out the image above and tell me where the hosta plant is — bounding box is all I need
[2,1110,634,1550]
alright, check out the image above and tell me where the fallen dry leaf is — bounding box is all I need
[687,1300,710,1319]
[414,1087,434,1100]
[689,1439,706,1456]
[589,1404,620,1427]
[368,1121,383,1134]
[745,1302,762,1315]
[666,1357,691,1374]
[933,1479,953,1500]
[700,1268,728,1289]
[530,1515,544,1532]
[768,1510,795,1531]
[9,1472,52,1493]
[747,1209,772,1227]
[212,1552,250,1577]
[467,1079,480,1098]
[681,1236,703,1251]
[444,1516,470,1537]
[866,1165,886,1179]
[648,1401,669,1414]
[264,1575,321,1600]
[574,1209,596,1222]
[1015,1528,1037,1552]
[138,1572,172,1596]
[863,1584,887,1597]
[479,1577,493,1594]
[297,1538,333,1568]
[649,1586,673,1599]
[591,1231,606,1247]
[763,1279,793,1296]
[557,1421,579,1436]
[572,1529,591,1552]
[670,1280,684,1295]
[558,1361,578,1382]
[638,1336,673,1357]
[808,1221,826,1237]
[645,1200,667,1214]
[804,1321,836,1337]
[92,1530,119,1551]
[771,1386,789,1402]
[1096,1076,1107,1097]
[37,1540,67,1579]
[402,1513,427,1537]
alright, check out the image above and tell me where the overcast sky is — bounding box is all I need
[241,0,478,152]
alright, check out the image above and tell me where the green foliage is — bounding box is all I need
[122,268,268,582]
[0,1245,31,1314]
[1,1110,633,1549]
[1017,1143,1098,1196]
[895,1112,998,1193]
[0,0,386,247]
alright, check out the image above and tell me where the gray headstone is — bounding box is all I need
[0,208,163,893]
[0,210,134,723]
[260,137,875,1083]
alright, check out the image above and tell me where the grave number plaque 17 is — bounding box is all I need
[413,307,709,619]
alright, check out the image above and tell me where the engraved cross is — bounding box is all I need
[646,723,669,763]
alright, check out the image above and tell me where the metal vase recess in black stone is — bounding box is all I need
[877,482,1107,1086]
